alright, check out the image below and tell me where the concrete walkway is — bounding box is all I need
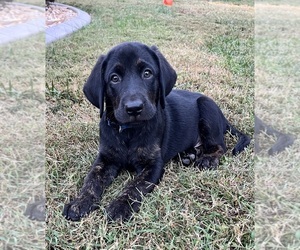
[46,3,91,45]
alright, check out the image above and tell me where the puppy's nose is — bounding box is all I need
[125,100,143,116]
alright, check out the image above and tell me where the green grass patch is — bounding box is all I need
[206,34,254,77]
[255,3,300,248]
[218,0,254,6]
[0,34,45,249]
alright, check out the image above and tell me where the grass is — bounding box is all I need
[44,0,255,248]
[206,32,254,77]
[214,0,254,6]
[255,2,300,249]
[0,33,45,249]
[2,0,298,248]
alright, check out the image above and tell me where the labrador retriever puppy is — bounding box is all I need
[63,42,250,222]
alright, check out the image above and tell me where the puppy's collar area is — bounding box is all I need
[106,118,144,133]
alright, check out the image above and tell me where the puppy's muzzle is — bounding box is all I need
[125,100,144,117]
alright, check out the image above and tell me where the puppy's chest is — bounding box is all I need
[103,132,161,171]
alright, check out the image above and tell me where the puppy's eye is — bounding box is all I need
[143,69,153,79]
[110,74,120,84]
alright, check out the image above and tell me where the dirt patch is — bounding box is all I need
[46,3,77,27]
[0,3,77,29]
[0,3,43,28]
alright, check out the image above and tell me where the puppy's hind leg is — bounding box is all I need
[195,96,227,170]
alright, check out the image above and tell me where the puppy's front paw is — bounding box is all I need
[106,199,134,222]
[63,197,99,221]
[195,155,219,170]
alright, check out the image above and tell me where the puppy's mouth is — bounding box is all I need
[114,108,156,124]
[128,115,142,123]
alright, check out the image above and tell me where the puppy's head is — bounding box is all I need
[83,42,177,123]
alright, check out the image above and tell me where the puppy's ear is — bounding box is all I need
[83,55,106,117]
[151,46,177,109]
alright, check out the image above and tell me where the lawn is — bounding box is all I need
[0,32,45,249]
[1,0,298,249]
[255,2,300,248]
[45,0,255,249]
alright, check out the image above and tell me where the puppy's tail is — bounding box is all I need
[226,122,251,155]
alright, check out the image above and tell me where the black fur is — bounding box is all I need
[63,42,250,222]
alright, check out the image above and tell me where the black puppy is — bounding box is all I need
[63,42,250,222]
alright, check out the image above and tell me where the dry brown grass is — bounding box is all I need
[0,33,45,249]
[255,2,300,248]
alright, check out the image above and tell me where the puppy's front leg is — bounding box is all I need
[106,160,164,222]
[63,160,120,221]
